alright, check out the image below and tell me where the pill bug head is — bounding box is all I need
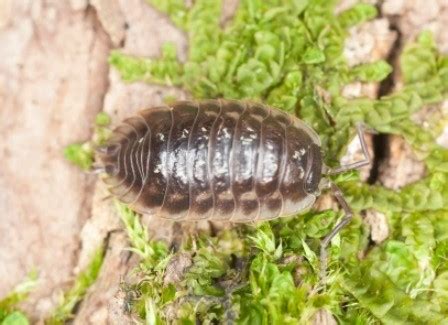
[304,142,323,195]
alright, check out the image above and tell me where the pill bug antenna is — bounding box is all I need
[90,164,106,174]
[326,123,372,175]
[95,145,109,155]
[92,142,121,178]
[319,123,373,283]
[94,143,121,156]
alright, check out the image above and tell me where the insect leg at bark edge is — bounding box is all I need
[319,123,371,281]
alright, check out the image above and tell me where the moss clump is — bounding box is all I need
[108,0,448,323]
[0,273,37,325]
[45,248,104,325]
[63,112,112,171]
[63,143,94,171]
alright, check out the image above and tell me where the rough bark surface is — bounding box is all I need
[74,232,138,325]
[0,0,447,323]
[0,0,110,320]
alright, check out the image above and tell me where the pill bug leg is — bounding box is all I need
[319,183,353,282]
[320,123,373,282]
[327,123,371,175]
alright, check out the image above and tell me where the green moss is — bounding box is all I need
[1,312,29,325]
[0,273,37,324]
[45,248,104,325]
[114,202,171,322]
[63,111,112,170]
[95,112,111,127]
[108,0,448,323]
[63,143,94,171]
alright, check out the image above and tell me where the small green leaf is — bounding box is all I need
[350,60,393,82]
[95,112,111,127]
[302,47,326,64]
[63,143,93,171]
[304,210,337,238]
[338,3,378,28]
[302,240,319,273]
[1,312,29,325]
[249,223,278,257]
[109,49,183,86]
[236,59,274,95]
[401,32,438,84]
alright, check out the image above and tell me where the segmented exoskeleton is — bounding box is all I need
[97,99,371,278]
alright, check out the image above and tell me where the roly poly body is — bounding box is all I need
[98,99,371,278]
[99,99,326,222]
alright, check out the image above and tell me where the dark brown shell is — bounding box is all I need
[99,99,323,222]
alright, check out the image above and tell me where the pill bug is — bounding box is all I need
[96,99,370,275]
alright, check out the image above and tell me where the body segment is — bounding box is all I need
[99,99,323,222]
